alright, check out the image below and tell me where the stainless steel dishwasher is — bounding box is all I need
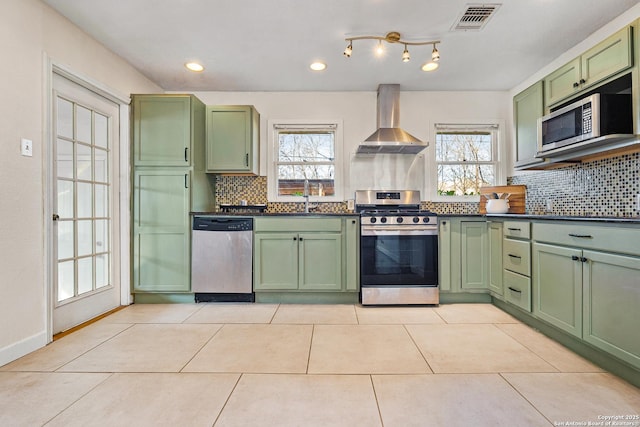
[191,216,254,302]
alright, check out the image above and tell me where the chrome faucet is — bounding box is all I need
[303,179,317,213]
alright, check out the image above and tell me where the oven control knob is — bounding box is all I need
[423,217,431,223]
[380,217,387,223]
[413,217,420,223]
[397,217,403,223]
[370,217,377,224]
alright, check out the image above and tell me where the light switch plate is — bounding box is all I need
[21,138,33,157]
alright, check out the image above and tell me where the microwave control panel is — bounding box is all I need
[582,102,592,134]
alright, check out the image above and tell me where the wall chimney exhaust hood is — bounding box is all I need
[357,84,427,154]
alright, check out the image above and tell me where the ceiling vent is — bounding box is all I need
[452,4,501,31]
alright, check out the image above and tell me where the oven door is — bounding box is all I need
[360,227,438,288]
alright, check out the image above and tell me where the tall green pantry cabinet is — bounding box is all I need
[131,95,215,302]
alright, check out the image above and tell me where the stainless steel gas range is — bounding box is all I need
[356,190,439,305]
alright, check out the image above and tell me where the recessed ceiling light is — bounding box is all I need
[310,62,327,71]
[421,62,439,72]
[185,62,204,72]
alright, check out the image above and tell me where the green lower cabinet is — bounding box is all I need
[253,233,299,290]
[253,217,353,293]
[532,242,583,337]
[133,169,191,292]
[583,250,640,368]
[488,221,503,295]
[461,221,488,290]
[298,233,342,290]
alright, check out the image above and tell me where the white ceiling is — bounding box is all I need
[43,0,638,92]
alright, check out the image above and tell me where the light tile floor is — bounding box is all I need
[1,303,639,426]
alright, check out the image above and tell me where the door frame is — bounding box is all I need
[43,57,132,342]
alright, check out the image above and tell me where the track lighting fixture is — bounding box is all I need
[342,31,441,70]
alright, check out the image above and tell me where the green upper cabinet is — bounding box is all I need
[206,105,259,174]
[513,81,544,169]
[544,26,633,107]
[133,95,196,166]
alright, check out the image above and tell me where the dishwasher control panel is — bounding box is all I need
[193,217,253,231]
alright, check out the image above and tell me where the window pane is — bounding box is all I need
[437,164,495,196]
[57,179,74,219]
[76,143,92,181]
[78,257,93,295]
[57,260,74,302]
[78,220,93,256]
[56,98,73,139]
[96,254,109,288]
[94,113,108,148]
[56,139,74,179]
[95,184,108,218]
[436,132,492,162]
[57,220,74,260]
[77,182,92,218]
[76,106,92,144]
[94,148,108,183]
[278,132,334,162]
[95,219,109,253]
[277,164,334,180]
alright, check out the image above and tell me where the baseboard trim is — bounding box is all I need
[0,330,48,367]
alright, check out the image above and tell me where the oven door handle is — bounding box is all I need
[361,227,438,236]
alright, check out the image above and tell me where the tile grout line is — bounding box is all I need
[488,323,559,373]
[210,372,244,427]
[178,323,226,373]
[498,372,556,426]
[368,374,386,427]
[42,371,115,425]
[306,324,315,374]
[402,324,435,374]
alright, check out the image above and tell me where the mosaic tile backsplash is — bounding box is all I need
[215,153,639,217]
[509,152,640,217]
[215,175,479,215]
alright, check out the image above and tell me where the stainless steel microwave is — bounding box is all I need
[537,93,632,155]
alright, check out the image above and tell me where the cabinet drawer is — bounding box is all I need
[533,222,640,256]
[255,217,342,232]
[503,238,531,276]
[503,221,531,239]
[504,270,531,312]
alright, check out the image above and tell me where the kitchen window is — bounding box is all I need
[431,123,503,200]
[268,120,343,202]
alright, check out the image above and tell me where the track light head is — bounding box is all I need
[431,44,440,62]
[402,45,410,62]
[343,42,353,57]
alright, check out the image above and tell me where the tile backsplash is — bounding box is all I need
[215,153,639,217]
[509,152,640,217]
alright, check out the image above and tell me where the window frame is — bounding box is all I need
[428,121,506,202]
[267,119,344,202]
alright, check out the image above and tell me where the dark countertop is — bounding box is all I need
[191,212,640,223]
[191,212,361,217]
[484,213,640,224]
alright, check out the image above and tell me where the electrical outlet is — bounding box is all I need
[347,199,355,211]
[636,194,640,211]
[545,199,553,212]
[21,138,33,157]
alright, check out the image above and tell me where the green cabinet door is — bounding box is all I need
[544,59,581,107]
[298,233,342,290]
[344,217,359,291]
[254,233,299,290]
[438,219,452,292]
[532,242,583,337]
[580,27,632,90]
[583,250,640,368]
[488,221,503,295]
[513,81,544,169]
[206,106,259,174]
[133,170,191,292]
[133,95,192,166]
[544,26,632,107]
[461,221,488,290]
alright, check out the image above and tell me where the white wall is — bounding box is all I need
[191,90,510,198]
[0,0,161,365]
